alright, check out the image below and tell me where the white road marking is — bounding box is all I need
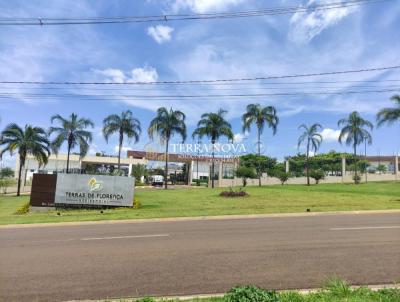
[330,226,400,231]
[80,234,170,241]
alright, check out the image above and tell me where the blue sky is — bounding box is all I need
[0,0,399,167]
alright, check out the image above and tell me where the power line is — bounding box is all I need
[0,88,398,100]
[1,65,399,86]
[0,0,390,26]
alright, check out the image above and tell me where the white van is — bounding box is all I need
[150,175,164,186]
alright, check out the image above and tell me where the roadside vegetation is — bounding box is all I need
[104,279,400,302]
[0,182,399,225]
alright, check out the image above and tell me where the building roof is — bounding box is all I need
[362,156,397,162]
[127,150,238,163]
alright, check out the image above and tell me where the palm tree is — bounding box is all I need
[192,109,234,188]
[49,113,94,173]
[377,95,400,127]
[242,104,278,186]
[297,123,323,186]
[148,107,187,189]
[0,124,50,196]
[338,111,373,183]
[103,110,141,172]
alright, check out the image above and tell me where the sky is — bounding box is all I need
[0,0,399,168]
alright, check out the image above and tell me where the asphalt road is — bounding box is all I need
[1,213,399,302]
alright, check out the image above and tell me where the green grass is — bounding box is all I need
[105,280,400,302]
[1,182,399,225]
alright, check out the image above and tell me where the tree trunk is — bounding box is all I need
[354,144,358,184]
[16,156,23,196]
[66,143,71,174]
[211,142,215,189]
[306,139,310,186]
[164,139,169,190]
[258,128,261,187]
[118,130,123,172]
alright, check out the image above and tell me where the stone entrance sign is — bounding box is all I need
[55,174,134,207]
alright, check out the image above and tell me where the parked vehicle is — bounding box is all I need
[149,175,164,186]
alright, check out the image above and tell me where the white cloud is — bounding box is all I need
[171,0,245,13]
[114,145,130,154]
[147,25,174,44]
[320,128,341,142]
[129,66,158,82]
[289,0,357,43]
[95,66,158,83]
[95,68,126,83]
[234,132,247,143]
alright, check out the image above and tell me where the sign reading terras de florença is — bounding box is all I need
[55,174,134,207]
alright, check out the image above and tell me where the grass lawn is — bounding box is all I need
[103,280,400,302]
[0,181,399,225]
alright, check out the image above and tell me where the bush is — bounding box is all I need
[15,201,30,215]
[135,298,155,302]
[225,285,280,302]
[276,171,290,185]
[132,196,141,209]
[0,177,16,194]
[235,166,257,187]
[309,169,325,184]
[353,174,362,184]
[220,187,248,197]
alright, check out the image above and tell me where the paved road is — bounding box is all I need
[1,213,399,302]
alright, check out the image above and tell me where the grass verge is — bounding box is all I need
[0,182,399,225]
[104,279,400,302]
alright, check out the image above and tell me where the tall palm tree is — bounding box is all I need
[148,107,187,189]
[297,123,323,186]
[338,111,373,183]
[192,109,234,188]
[377,95,400,127]
[103,110,141,172]
[49,113,94,173]
[242,104,278,186]
[0,124,50,196]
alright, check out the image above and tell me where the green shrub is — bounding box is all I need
[132,196,141,209]
[352,174,362,184]
[323,278,352,297]
[15,201,30,215]
[309,169,325,184]
[276,171,290,185]
[135,297,155,302]
[235,166,257,187]
[224,285,280,302]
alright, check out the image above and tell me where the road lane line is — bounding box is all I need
[80,234,170,241]
[330,226,400,231]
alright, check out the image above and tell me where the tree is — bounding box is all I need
[338,111,373,184]
[0,124,50,196]
[235,166,256,187]
[0,167,14,178]
[242,104,278,186]
[377,95,400,127]
[309,169,325,184]
[239,154,277,180]
[276,171,290,185]
[192,109,234,188]
[103,110,141,171]
[376,164,387,174]
[131,164,148,183]
[297,123,323,186]
[148,107,187,189]
[49,113,94,173]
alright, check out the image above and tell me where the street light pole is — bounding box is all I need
[365,139,368,183]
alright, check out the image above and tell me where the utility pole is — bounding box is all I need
[364,139,367,183]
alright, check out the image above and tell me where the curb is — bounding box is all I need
[1,209,400,229]
[66,284,400,301]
